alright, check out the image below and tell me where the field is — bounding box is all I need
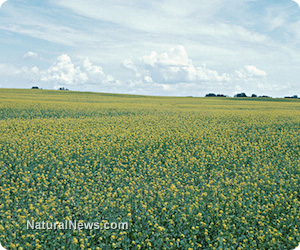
[0,88,300,250]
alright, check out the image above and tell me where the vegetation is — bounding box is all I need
[258,95,271,98]
[205,93,217,97]
[205,93,227,97]
[58,87,69,91]
[235,93,247,98]
[1,89,300,249]
[285,95,298,99]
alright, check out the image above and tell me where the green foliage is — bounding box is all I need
[0,89,300,249]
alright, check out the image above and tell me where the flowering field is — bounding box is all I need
[0,88,300,250]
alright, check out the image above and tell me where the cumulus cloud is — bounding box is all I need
[23,51,39,59]
[17,49,270,96]
[31,66,39,73]
[40,54,87,85]
[234,65,267,80]
[119,46,274,96]
[82,57,102,74]
[34,54,116,86]
[0,0,7,8]
[244,65,267,77]
[125,46,230,84]
[123,59,141,78]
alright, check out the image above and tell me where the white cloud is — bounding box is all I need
[82,57,102,74]
[1,0,300,97]
[52,0,275,49]
[40,54,87,85]
[292,0,300,8]
[257,82,291,91]
[144,76,153,83]
[36,54,116,86]
[0,0,7,8]
[244,65,267,77]
[52,1,239,37]
[142,46,189,67]
[23,51,38,59]
[123,59,141,78]
[234,66,267,80]
[0,63,36,88]
[0,63,21,74]
[120,46,274,96]
[130,46,230,84]
[31,66,39,74]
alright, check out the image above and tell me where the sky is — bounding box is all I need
[0,0,300,97]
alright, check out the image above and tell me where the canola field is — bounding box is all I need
[0,88,300,250]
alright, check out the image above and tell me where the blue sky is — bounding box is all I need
[0,0,300,97]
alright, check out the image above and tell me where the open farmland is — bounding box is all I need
[0,88,300,249]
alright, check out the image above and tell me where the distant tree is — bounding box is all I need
[205,93,216,97]
[285,95,298,99]
[58,87,69,91]
[235,92,247,97]
[259,95,271,98]
[31,86,39,89]
[251,94,257,97]
[216,94,227,97]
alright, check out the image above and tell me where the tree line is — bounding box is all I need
[205,92,298,98]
